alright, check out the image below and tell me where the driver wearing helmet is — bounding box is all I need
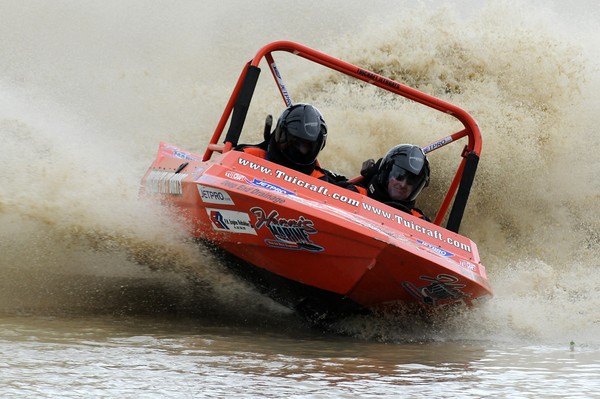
[358,144,430,221]
[235,103,348,183]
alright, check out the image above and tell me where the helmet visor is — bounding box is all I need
[388,164,428,202]
[389,164,424,186]
[280,135,322,165]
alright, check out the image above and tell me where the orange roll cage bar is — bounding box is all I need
[202,41,482,233]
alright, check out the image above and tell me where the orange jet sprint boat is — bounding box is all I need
[141,41,493,322]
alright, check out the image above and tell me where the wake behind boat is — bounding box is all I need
[141,41,493,322]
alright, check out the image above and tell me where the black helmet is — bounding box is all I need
[377,144,430,202]
[273,103,327,166]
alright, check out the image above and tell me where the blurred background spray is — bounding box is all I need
[1,0,598,342]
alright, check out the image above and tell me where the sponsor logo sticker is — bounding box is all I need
[145,170,187,195]
[207,209,256,235]
[250,207,323,252]
[247,179,295,196]
[225,171,247,181]
[401,274,469,306]
[197,185,234,205]
[417,239,455,257]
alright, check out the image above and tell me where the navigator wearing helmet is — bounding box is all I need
[268,103,327,175]
[236,103,347,183]
[359,144,430,220]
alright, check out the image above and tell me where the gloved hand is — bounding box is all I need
[360,159,376,177]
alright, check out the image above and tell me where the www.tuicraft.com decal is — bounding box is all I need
[231,156,475,255]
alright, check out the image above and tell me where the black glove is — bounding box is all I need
[360,159,376,177]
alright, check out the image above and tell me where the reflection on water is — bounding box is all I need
[2,315,599,398]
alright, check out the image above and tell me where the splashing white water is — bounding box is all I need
[1,0,599,343]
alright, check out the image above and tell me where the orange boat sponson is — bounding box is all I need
[142,143,493,320]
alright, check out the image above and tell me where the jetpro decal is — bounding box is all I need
[401,274,469,306]
[250,207,324,252]
[422,136,453,154]
[247,178,295,196]
[197,184,234,205]
[220,177,287,205]
[225,170,294,196]
[271,62,292,106]
[416,239,455,257]
[236,157,332,197]
[145,170,188,195]
[206,208,256,235]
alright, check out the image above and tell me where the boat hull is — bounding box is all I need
[141,142,493,318]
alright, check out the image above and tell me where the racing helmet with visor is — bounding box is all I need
[273,103,327,166]
[377,144,430,202]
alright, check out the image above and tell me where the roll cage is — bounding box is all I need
[202,41,482,233]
